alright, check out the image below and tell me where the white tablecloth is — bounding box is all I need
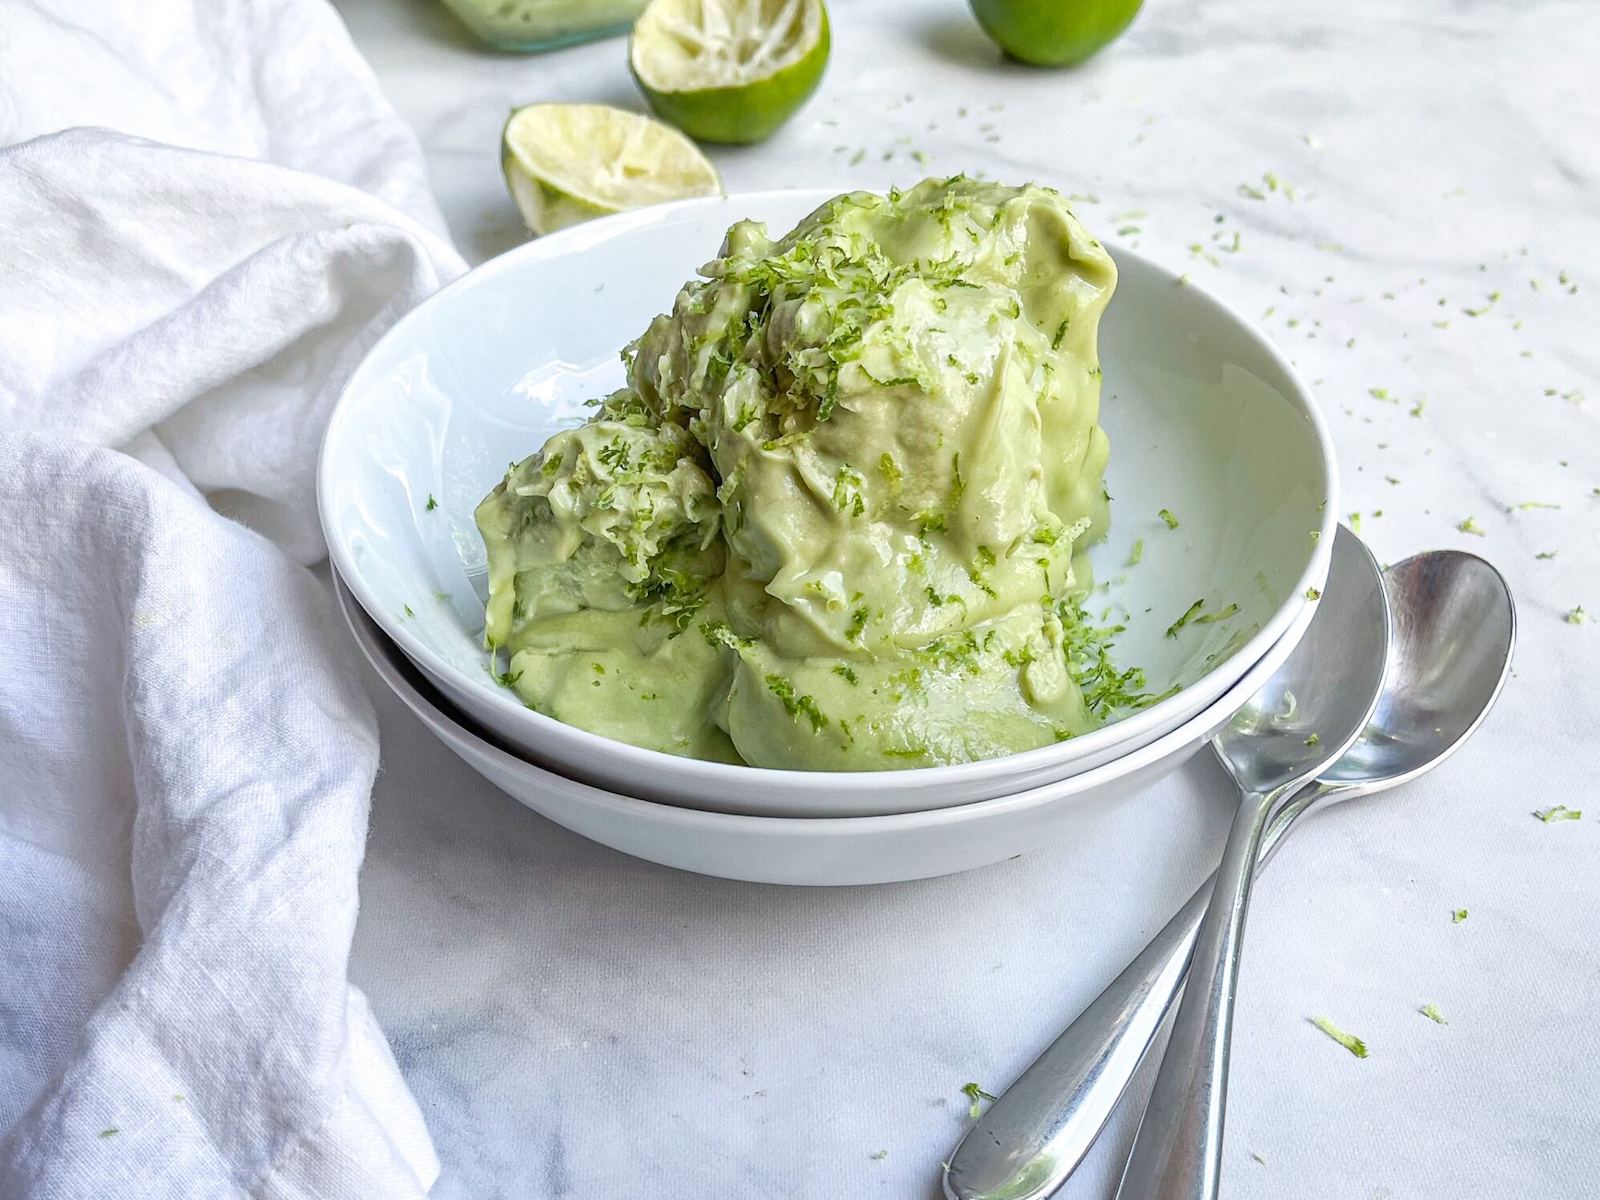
[335,1,1599,1197]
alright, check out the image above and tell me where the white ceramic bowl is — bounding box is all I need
[334,571,1315,885]
[320,190,1335,816]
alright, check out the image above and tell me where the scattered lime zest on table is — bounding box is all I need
[630,0,830,144]
[1533,805,1581,822]
[1309,1015,1369,1058]
[1419,1004,1448,1025]
[1158,507,1179,529]
[1452,908,1468,923]
[961,1081,997,1120]
[501,102,720,236]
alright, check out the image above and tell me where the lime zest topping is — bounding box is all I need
[766,674,827,732]
[1309,1016,1368,1058]
[831,464,866,515]
[846,606,870,642]
[1165,598,1205,639]
[1192,602,1239,626]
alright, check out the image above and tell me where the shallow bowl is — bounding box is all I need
[320,190,1335,815]
[335,572,1315,885]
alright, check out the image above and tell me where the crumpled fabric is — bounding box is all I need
[0,1,467,1195]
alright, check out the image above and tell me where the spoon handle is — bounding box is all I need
[943,788,1317,1200]
[943,877,1209,1200]
[1111,785,1281,1200]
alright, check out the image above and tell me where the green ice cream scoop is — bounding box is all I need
[477,177,1144,770]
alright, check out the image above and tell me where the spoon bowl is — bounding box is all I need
[1212,528,1391,796]
[1321,551,1515,790]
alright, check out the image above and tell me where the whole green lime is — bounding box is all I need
[969,0,1143,67]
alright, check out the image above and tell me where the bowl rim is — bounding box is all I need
[334,565,1320,829]
[319,187,1339,792]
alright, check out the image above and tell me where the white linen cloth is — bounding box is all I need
[0,2,465,1194]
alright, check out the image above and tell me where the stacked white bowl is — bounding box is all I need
[318,192,1336,885]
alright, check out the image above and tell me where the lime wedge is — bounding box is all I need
[501,103,722,236]
[630,0,830,145]
[969,0,1143,66]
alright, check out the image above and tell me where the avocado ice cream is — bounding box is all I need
[475,176,1149,770]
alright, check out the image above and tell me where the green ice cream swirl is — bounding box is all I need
[477,176,1146,770]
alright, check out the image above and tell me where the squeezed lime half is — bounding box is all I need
[630,0,830,145]
[501,102,722,235]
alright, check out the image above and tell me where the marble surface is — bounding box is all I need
[333,0,1600,1195]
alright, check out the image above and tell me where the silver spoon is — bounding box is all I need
[946,525,1400,1200]
[1097,526,1389,1200]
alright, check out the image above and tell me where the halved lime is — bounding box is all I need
[969,0,1143,67]
[630,0,830,145]
[501,103,722,236]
